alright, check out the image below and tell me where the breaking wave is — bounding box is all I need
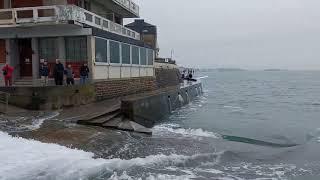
[153,124,220,139]
[0,131,222,180]
[0,111,59,132]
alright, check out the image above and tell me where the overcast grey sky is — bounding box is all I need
[131,0,320,70]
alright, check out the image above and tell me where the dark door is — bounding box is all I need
[19,39,33,77]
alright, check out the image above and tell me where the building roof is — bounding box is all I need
[125,19,157,35]
[126,19,156,27]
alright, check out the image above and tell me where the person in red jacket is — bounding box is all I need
[2,64,14,87]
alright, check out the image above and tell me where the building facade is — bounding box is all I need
[0,0,154,85]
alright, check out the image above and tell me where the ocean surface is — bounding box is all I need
[1,70,320,180]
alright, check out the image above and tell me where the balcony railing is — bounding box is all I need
[113,0,139,16]
[0,5,140,40]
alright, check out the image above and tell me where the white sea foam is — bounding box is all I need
[197,76,209,79]
[0,131,221,180]
[1,112,60,132]
[110,172,197,180]
[153,124,220,139]
[22,111,60,130]
[223,105,244,112]
[145,173,197,180]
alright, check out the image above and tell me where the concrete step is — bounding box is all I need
[103,116,123,128]
[13,79,34,86]
[77,102,121,122]
[83,110,121,126]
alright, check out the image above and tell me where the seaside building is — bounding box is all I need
[0,0,155,85]
[125,19,158,57]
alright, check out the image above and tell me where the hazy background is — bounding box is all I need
[128,0,320,70]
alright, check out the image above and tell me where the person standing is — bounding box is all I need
[2,64,14,87]
[39,61,49,86]
[64,64,74,85]
[79,63,90,85]
[53,59,64,85]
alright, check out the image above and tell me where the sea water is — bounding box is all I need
[1,70,320,179]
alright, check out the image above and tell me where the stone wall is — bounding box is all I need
[94,77,157,101]
[0,69,183,110]
[0,85,95,110]
[155,68,182,88]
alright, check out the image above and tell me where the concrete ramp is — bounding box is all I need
[117,120,152,134]
[77,102,152,135]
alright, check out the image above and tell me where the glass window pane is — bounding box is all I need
[132,46,139,65]
[110,41,120,63]
[148,49,154,65]
[140,48,147,65]
[39,38,58,61]
[121,43,130,64]
[65,36,87,61]
[95,37,107,62]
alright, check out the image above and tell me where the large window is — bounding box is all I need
[39,38,58,61]
[147,49,154,65]
[132,46,139,65]
[65,36,87,61]
[95,37,107,63]
[110,41,120,63]
[140,48,147,65]
[121,43,130,64]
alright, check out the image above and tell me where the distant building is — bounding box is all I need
[0,0,154,85]
[126,19,159,57]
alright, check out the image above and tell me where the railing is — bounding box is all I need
[113,0,139,16]
[0,5,140,40]
[0,91,10,114]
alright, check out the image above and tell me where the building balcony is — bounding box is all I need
[0,5,140,40]
[111,0,139,17]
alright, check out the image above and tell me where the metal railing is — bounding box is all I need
[113,0,139,16]
[0,5,140,40]
[0,91,10,113]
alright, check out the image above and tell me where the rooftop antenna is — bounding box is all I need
[170,49,174,60]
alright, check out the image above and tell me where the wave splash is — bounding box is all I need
[153,124,220,139]
[0,111,59,132]
[0,131,222,180]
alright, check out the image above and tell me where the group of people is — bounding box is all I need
[181,69,195,80]
[1,60,90,87]
[40,60,90,86]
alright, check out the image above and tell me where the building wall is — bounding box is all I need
[12,0,43,8]
[142,34,156,50]
[94,77,157,101]
[155,68,182,88]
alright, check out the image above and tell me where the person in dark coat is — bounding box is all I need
[79,63,90,85]
[39,61,49,86]
[53,59,64,85]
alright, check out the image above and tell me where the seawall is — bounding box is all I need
[0,67,183,110]
[121,82,203,128]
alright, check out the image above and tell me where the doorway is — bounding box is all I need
[18,39,33,77]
